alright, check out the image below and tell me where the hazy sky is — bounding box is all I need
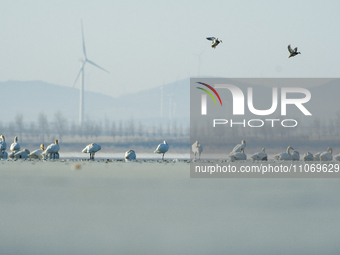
[1,0,339,98]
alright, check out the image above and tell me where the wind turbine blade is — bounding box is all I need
[73,63,85,87]
[81,20,87,59]
[194,50,205,57]
[87,59,109,73]
[73,68,82,87]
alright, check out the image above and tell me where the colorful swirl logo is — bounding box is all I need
[196,82,222,106]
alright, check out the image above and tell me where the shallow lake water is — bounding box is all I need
[0,160,340,254]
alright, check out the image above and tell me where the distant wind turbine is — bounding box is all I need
[168,93,174,121]
[73,20,109,127]
[160,81,164,118]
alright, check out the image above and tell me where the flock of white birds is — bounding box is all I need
[0,135,170,161]
[0,135,61,160]
[192,140,340,162]
[1,135,338,162]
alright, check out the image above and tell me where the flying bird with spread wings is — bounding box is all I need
[206,37,222,49]
[288,44,301,58]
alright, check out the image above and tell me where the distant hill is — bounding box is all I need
[0,79,190,124]
[0,78,338,125]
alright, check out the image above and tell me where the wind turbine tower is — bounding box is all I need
[74,21,109,127]
[168,93,174,121]
[160,81,164,118]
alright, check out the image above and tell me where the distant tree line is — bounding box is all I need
[0,112,190,143]
[1,112,339,145]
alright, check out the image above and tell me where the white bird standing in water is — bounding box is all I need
[9,136,21,158]
[229,148,247,162]
[206,37,222,49]
[0,135,7,151]
[251,148,267,161]
[292,150,300,161]
[274,146,294,160]
[231,140,246,153]
[314,151,322,161]
[154,141,169,160]
[334,153,340,161]
[303,152,314,161]
[125,150,136,161]
[320,147,333,161]
[10,136,20,153]
[44,140,60,159]
[29,144,45,159]
[82,143,101,160]
[192,141,203,159]
[0,135,7,159]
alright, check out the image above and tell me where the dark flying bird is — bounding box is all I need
[288,44,301,58]
[206,37,222,49]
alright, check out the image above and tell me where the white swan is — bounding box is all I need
[314,152,322,161]
[10,136,20,152]
[292,151,300,161]
[154,141,169,160]
[192,141,203,159]
[9,136,21,159]
[0,135,7,159]
[251,148,267,161]
[229,148,247,162]
[320,147,333,161]
[14,149,30,159]
[274,146,294,160]
[82,143,101,160]
[29,144,45,159]
[125,150,136,161]
[44,140,60,159]
[303,152,314,161]
[231,140,246,153]
[206,37,222,49]
[0,135,7,151]
[334,154,340,161]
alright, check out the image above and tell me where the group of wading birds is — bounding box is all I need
[0,135,170,161]
[192,140,340,162]
[1,135,337,162]
[1,134,338,162]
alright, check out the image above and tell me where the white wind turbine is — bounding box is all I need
[73,21,109,127]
